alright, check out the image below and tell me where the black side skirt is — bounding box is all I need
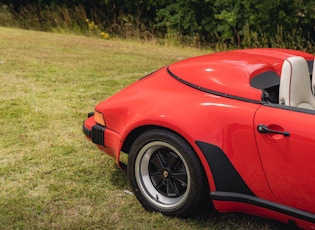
[211,191,315,223]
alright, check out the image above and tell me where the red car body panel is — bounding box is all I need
[83,48,315,229]
[168,48,314,101]
[254,106,315,213]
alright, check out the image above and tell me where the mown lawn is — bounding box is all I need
[0,27,286,229]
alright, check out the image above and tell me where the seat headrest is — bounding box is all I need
[279,56,315,109]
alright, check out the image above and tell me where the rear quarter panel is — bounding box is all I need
[96,68,273,200]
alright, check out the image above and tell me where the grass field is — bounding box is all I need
[0,27,287,229]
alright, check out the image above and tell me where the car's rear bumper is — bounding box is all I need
[83,123,106,146]
[83,112,105,145]
[83,112,122,162]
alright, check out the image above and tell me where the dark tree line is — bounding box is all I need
[1,0,315,49]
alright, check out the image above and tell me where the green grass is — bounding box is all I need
[0,27,286,229]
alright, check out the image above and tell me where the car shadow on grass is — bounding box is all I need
[109,163,129,190]
[109,163,289,230]
[193,210,289,230]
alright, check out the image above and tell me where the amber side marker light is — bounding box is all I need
[94,110,106,126]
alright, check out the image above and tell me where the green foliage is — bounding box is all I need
[211,0,315,49]
[0,0,314,50]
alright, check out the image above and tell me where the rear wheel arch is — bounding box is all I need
[122,125,205,169]
[121,125,212,186]
[121,126,217,193]
[121,125,159,154]
[121,125,194,156]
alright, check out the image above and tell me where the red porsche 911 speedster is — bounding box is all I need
[83,48,315,229]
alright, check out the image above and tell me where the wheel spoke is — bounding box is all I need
[150,172,162,186]
[166,151,180,169]
[166,180,179,197]
[150,151,166,169]
[146,144,189,199]
[172,171,187,187]
[156,180,166,191]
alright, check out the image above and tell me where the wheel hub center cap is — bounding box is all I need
[162,170,169,178]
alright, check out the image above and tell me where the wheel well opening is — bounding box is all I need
[121,125,167,154]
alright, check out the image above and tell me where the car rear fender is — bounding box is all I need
[120,123,216,193]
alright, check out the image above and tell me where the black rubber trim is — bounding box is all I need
[83,123,92,138]
[167,67,262,104]
[91,124,106,146]
[211,191,315,223]
[196,141,255,196]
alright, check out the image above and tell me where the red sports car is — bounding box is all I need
[83,48,315,229]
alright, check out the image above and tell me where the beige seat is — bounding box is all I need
[279,56,315,109]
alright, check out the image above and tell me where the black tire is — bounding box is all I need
[127,129,208,217]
